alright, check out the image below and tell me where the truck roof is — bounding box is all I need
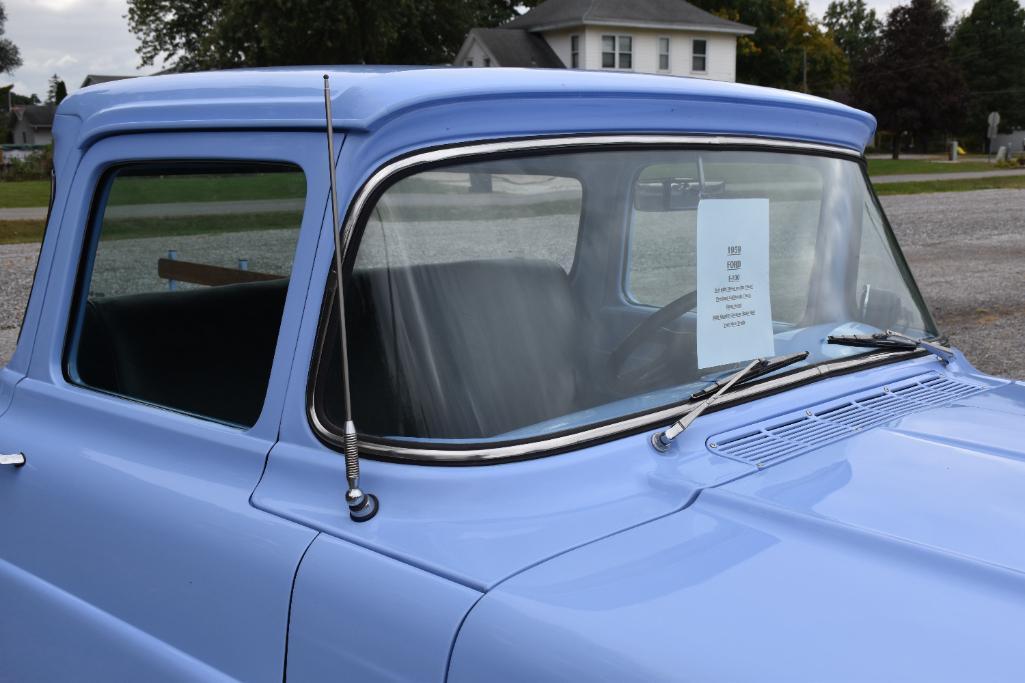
[56,66,876,153]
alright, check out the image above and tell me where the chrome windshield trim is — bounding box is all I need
[340,134,862,249]
[320,133,871,464]
[336,350,925,463]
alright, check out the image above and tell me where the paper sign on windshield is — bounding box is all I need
[696,198,775,368]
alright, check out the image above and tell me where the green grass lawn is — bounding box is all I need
[107,172,305,205]
[874,174,1025,195]
[866,158,1005,176]
[0,172,305,210]
[0,180,51,208]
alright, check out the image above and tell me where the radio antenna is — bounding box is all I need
[323,74,378,522]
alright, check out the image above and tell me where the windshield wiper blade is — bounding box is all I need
[651,351,810,453]
[827,330,954,365]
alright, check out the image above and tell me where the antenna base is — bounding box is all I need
[347,488,379,523]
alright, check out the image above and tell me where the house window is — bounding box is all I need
[601,35,615,68]
[658,37,670,71]
[602,35,632,69]
[692,39,707,72]
[570,35,580,68]
[466,59,474,67]
[484,57,491,67]
[618,36,632,69]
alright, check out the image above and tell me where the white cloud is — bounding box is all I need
[3,0,144,98]
[0,0,984,100]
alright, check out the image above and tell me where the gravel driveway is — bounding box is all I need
[884,188,1025,379]
[2,188,1024,379]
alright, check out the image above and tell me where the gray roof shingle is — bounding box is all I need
[14,104,55,129]
[505,0,753,34]
[80,74,136,89]
[469,28,566,68]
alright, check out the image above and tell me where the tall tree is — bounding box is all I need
[0,3,21,74]
[858,0,966,158]
[823,0,881,104]
[46,74,68,105]
[823,0,881,67]
[952,0,1025,134]
[691,0,848,97]
[127,0,535,70]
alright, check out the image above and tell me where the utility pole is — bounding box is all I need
[802,47,808,93]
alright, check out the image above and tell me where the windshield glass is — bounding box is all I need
[323,147,936,447]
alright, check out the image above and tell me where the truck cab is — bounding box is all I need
[1,67,1023,681]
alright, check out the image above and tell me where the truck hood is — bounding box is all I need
[450,378,1025,682]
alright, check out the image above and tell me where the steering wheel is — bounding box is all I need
[608,290,698,392]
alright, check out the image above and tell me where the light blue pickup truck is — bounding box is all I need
[1,67,1022,681]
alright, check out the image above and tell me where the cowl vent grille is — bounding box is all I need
[708,374,986,469]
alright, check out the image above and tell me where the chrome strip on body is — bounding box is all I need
[317,133,874,464]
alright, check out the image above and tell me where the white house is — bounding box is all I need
[456,0,754,82]
[10,105,54,146]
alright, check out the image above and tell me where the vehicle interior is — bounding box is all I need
[319,148,933,445]
[67,149,932,441]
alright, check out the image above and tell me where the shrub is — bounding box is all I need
[0,145,52,181]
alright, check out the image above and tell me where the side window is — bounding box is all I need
[856,201,930,335]
[68,162,305,427]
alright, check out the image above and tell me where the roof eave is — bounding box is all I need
[525,19,755,35]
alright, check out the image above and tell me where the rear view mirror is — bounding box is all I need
[633,177,725,211]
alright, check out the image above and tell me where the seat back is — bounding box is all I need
[76,279,289,426]
[346,259,583,439]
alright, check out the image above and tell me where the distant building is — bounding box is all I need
[992,129,1025,155]
[455,0,754,82]
[10,104,55,146]
[80,74,137,89]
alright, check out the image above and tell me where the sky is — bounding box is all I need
[2,0,982,100]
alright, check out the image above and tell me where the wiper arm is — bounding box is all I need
[690,351,810,400]
[651,351,810,453]
[827,330,954,365]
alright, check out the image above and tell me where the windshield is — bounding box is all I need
[320,146,936,449]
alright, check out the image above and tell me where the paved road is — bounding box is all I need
[2,188,1024,380]
[0,199,307,222]
[871,169,1025,184]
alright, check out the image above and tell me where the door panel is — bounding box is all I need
[0,131,330,680]
[0,382,315,681]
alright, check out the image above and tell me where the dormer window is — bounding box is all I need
[602,35,632,70]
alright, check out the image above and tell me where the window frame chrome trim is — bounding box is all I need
[314,133,872,464]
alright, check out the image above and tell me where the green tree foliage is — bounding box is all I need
[858,0,966,158]
[127,0,541,70]
[823,0,881,67]
[47,74,68,105]
[823,0,881,104]
[691,0,848,96]
[0,3,21,75]
[952,0,1025,132]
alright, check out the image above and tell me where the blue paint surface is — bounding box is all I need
[4,67,1021,681]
